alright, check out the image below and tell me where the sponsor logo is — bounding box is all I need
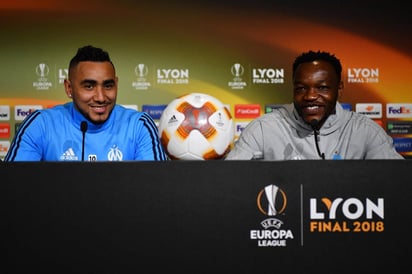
[355,103,382,118]
[264,104,282,113]
[386,104,412,118]
[0,105,10,121]
[234,104,261,119]
[167,114,179,124]
[14,105,43,121]
[393,138,412,153]
[387,121,412,135]
[60,147,78,161]
[234,122,249,137]
[142,105,167,120]
[0,141,10,157]
[0,123,11,138]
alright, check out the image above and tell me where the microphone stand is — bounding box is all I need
[80,121,88,161]
[310,119,325,160]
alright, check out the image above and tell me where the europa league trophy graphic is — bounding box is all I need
[36,63,48,78]
[264,184,279,216]
[39,63,45,77]
[137,63,145,78]
[232,63,243,78]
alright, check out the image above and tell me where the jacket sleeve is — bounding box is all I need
[4,110,44,161]
[225,119,263,160]
[134,112,168,161]
[359,116,404,159]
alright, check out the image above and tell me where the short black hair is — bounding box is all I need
[292,50,342,82]
[68,45,114,75]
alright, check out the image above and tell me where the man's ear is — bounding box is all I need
[338,81,344,99]
[64,79,72,98]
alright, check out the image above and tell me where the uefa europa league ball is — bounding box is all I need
[158,92,235,160]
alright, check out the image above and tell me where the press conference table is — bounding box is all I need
[1,160,410,273]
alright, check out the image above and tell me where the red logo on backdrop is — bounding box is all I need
[234,104,261,119]
[0,123,10,138]
[374,120,383,128]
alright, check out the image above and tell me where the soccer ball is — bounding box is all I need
[158,92,235,160]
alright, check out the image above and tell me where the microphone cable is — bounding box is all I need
[80,121,88,161]
[310,119,325,160]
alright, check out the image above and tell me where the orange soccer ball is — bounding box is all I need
[158,92,235,160]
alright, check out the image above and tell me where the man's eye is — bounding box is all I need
[317,86,329,92]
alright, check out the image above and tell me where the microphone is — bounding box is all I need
[80,121,88,161]
[310,119,325,160]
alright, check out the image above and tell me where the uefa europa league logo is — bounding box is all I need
[36,63,49,78]
[132,63,151,90]
[257,184,287,216]
[231,63,244,77]
[135,63,148,78]
[228,62,246,89]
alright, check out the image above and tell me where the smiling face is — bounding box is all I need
[293,60,343,128]
[64,61,118,124]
